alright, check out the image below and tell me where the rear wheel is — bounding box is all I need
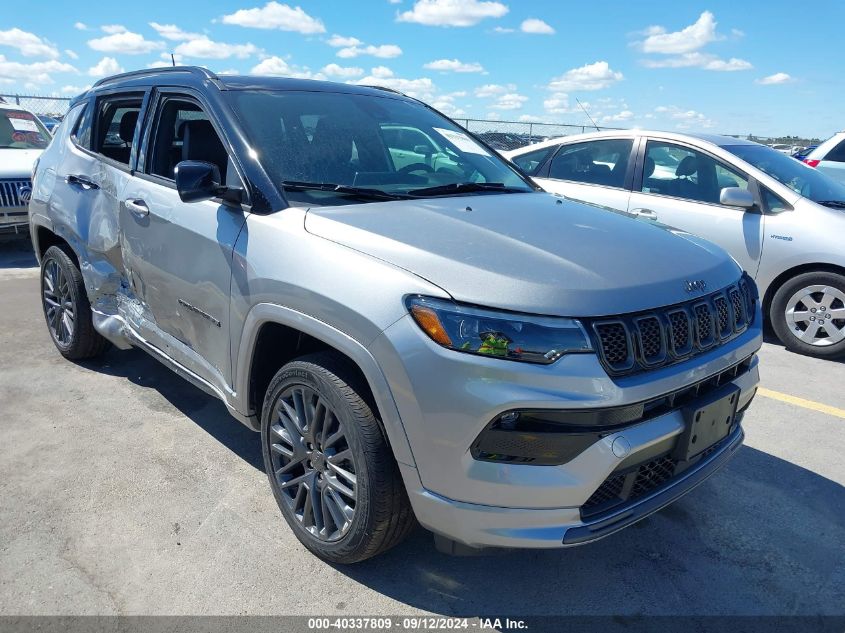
[40,245,109,360]
[261,352,415,563]
[770,271,845,359]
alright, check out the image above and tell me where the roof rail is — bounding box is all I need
[359,84,406,97]
[92,66,218,88]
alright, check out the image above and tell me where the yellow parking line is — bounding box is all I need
[757,387,845,420]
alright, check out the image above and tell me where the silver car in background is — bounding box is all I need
[505,131,845,359]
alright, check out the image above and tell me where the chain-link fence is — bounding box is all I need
[0,94,72,119]
[459,118,622,151]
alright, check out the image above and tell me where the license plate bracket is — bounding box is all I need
[676,384,740,462]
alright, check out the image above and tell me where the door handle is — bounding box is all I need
[125,198,149,217]
[65,174,99,190]
[630,207,659,221]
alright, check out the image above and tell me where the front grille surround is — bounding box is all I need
[589,279,755,377]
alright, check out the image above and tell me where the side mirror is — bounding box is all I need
[414,144,434,155]
[720,187,755,209]
[175,160,223,203]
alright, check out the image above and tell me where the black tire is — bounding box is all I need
[770,270,845,359]
[40,245,110,360]
[261,351,415,563]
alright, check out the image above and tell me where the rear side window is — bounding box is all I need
[548,139,633,188]
[94,95,143,166]
[825,139,845,163]
[511,146,554,176]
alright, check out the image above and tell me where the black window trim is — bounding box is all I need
[81,88,150,174]
[634,136,762,212]
[544,136,638,191]
[136,86,251,209]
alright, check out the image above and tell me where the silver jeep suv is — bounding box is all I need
[29,68,762,563]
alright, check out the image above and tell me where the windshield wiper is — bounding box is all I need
[816,200,845,209]
[405,182,528,197]
[281,181,409,201]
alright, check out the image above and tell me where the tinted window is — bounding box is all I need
[227,90,532,206]
[148,97,229,182]
[548,139,633,188]
[70,102,92,149]
[511,146,554,176]
[826,139,845,163]
[94,96,143,166]
[762,187,789,213]
[642,141,748,205]
[725,143,845,205]
[0,108,50,150]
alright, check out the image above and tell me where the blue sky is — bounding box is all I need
[1,0,842,138]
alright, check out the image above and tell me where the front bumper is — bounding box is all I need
[371,309,762,549]
[0,207,29,233]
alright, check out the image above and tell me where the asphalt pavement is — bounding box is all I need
[0,236,843,618]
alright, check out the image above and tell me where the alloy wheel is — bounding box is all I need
[268,385,358,542]
[784,284,845,347]
[43,258,75,347]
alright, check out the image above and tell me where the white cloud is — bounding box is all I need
[337,44,402,59]
[74,22,88,31]
[642,52,752,71]
[493,26,514,33]
[423,58,484,73]
[64,49,79,60]
[175,38,260,59]
[149,22,203,41]
[520,18,554,35]
[320,63,364,78]
[88,56,124,78]
[474,83,514,97]
[640,11,720,54]
[397,0,508,27]
[0,55,77,84]
[0,28,60,58]
[601,110,634,123]
[489,92,527,110]
[222,2,326,34]
[88,30,163,55]
[548,61,623,92]
[61,84,86,94]
[757,72,793,85]
[101,25,127,35]
[327,34,362,47]
[250,55,318,79]
[655,105,715,129]
[353,66,436,101]
[543,92,571,114]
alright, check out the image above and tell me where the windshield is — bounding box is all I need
[0,109,50,149]
[725,143,845,204]
[227,90,534,205]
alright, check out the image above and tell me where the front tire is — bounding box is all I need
[40,245,110,360]
[261,352,415,563]
[770,271,845,359]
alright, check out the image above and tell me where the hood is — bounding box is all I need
[304,192,741,317]
[0,148,42,177]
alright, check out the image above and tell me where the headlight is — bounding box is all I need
[406,295,592,364]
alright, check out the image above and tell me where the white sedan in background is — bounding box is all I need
[503,130,845,359]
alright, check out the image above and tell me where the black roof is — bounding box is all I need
[74,66,410,105]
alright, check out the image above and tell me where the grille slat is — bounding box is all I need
[591,280,755,377]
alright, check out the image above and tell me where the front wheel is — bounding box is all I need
[770,271,845,359]
[261,352,415,563]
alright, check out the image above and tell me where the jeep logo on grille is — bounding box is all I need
[18,185,32,205]
[685,280,707,293]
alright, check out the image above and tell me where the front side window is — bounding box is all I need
[0,108,51,150]
[511,146,555,176]
[94,95,143,165]
[547,139,633,188]
[724,143,845,207]
[147,97,230,182]
[226,90,533,206]
[642,141,748,205]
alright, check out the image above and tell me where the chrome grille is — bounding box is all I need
[0,179,31,208]
[589,278,756,377]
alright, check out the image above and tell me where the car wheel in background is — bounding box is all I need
[770,271,845,359]
[40,245,110,360]
[261,352,416,563]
